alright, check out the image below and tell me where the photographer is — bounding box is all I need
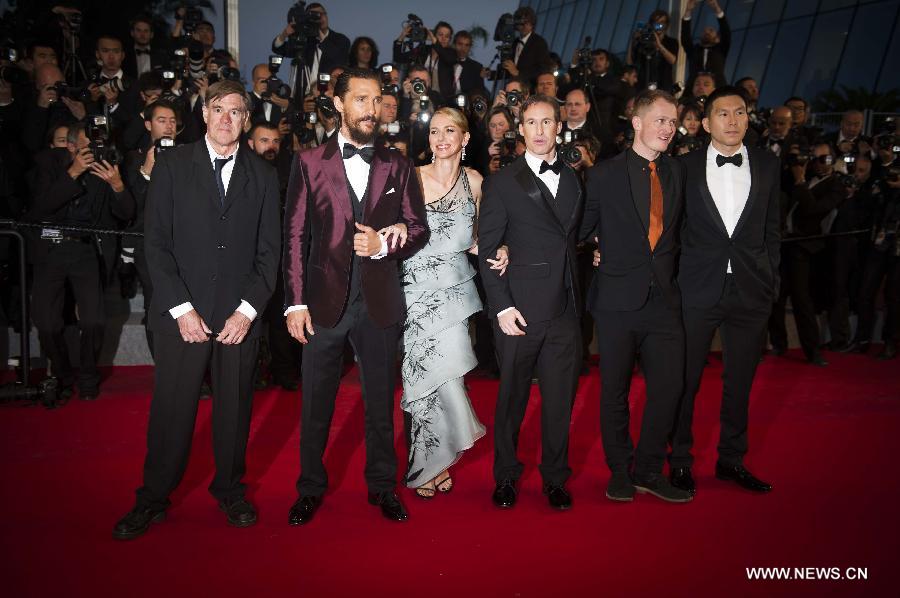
[681,0,731,88]
[491,77,529,122]
[824,110,871,157]
[493,7,551,86]
[25,121,135,400]
[758,105,793,158]
[249,63,290,125]
[689,72,716,103]
[92,35,141,131]
[451,31,485,96]
[121,100,179,355]
[477,106,514,176]
[568,48,620,138]
[672,103,707,156]
[22,64,85,155]
[118,71,168,152]
[272,3,349,95]
[785,96,821,146]
[785,142,850,365]
[124,14,168,79]
[172,10,215,60]
[626,9,678,92]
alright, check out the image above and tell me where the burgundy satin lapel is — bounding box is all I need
[363,150,391,222]
[319,142,353,223]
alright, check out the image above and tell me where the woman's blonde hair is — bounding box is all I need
[430,107,469,134]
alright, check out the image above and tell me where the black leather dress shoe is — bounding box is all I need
[219,496,257,527]
[367,491,408,521]
[670,467,697,496]
[112,505,166,540]
[492,479,517,508]
[605,472,635,502]
[809,353,829,367]
[877,342,897,360]
[633,474,693,503]
[79,391,99,401]
[288,495,321,526]
[715,463,772,493]
[543,484,572,510]
[273,377,299,391]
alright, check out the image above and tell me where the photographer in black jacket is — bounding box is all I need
[25,121,135,399]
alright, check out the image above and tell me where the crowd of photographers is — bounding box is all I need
[0,1,898,397]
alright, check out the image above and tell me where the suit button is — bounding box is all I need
[217,244,226,249]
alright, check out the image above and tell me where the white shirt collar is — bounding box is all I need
[337,130,374,151]
[520,32,532,45]
[707,143,747,162]
[102,68,124,80]
[568,120,586,130]
[204,135,239,162]
[524,150,558,173]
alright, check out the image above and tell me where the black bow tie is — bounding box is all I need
[100,76,119,87]
[342,143,375,164]
[716,153,743,167]
[539,160,562,175]
[135,48,151,56]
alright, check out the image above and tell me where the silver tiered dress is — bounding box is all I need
[400,169,486,488]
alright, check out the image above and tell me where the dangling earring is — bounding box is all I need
[462,145,467,161]
[431,152,436,163]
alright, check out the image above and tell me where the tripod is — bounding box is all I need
[61,26,88,85]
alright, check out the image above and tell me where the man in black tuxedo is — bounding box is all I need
[580,89,691,504]
[248,64,288,126]
[669,87,781,496]
[498,6,552,86]
[681,0,731,88]
[478,94,583,511]
[123,15,168,79]
[450,31,485,97]
[283,68,429,525]
[272,2,350,95]
[113,81,282,540]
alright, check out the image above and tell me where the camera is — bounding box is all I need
[263,76,291,101]
[49,81,92,103]
[208,66,242,85]
[454,94,467,110]
[558,130,583,166]
[88,116,119,165]
[416,96,431,124]
[0,64,26,85]
[786,150,810,167]
[634,21,665,58]
[472,96,488,117]
[154,137,176,154]
[315,94,336,119]
[411,77,427,97]
[574,37,593,69]
[506,90,523,107]
[381,65,398,95]
[875,133,900,154]
[285,1,323,52]
[403,14,427,45]
[268,55,283,75]
[497,130,518,168]
[316,73,330,95]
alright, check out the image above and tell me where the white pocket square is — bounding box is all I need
[385,187,396,195]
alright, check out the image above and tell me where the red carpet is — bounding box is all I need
[2,350,898,597]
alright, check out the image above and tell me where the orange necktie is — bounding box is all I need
[648,161,664,251]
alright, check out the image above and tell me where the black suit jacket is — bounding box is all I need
[514,33,552,85]
[122,44,169,79]
[456,57,485,95]
[273,29,351,82]
[478,156,584,323]
[788,174,847,254]
[144,140,282,339]
[249,93,286,125]
[677,145,781,310]
[579,150,685,312]
[681,15,731,86]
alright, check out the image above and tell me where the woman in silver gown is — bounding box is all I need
[398,107,508,498]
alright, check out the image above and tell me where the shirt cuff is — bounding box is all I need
[236,300,257,322]
[683,15,691,20]
[284,305,308,316]
[170,302,194,319]
[497,306,515,318]
[370,235,389,259]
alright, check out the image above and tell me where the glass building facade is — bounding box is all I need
[519,0,900,108]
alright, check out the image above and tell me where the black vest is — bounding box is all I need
[345,173,369,303]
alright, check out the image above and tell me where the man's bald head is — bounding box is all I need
[35,64,64,89]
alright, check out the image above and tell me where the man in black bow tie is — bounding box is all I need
[478,94,583,511]
[124,15,166,78]
[92,35,140,129]
[669,86,781,496]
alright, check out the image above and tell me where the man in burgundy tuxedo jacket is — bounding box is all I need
[282,68,429,525]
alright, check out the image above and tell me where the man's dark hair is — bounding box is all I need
[27,40,58,59]
[434,21,453,35]
[144,99,178,122]
[95,34,123,49]
[454,30,472,43]
[785,96,807,108]
[734,76,755,88]
[308,3,324,12]
[514,7,537,27]
[248,120,281,138]
[520,93,560,123]
[633,88,678,116]
[506,75,532,94]
[349,36,379,67]
[333,67,381,101]
[138,71,164,93]
[198,20,215,31]
[130,14,153,29]
[622,64,638,76]
[591,48,610,60]
[704,85,749,117]
[649,9,670,24]
[814,141,836,157]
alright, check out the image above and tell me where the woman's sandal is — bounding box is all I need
[415,481,436,500]
[435,473,454,494]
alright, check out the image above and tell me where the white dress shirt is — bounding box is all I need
[706,143,751,273]
[169,137,258,322]
[252,91,273,122]
[515,32,531,65]
[135,46,152,76]
[283,131,388,315]
[496,150,560,318]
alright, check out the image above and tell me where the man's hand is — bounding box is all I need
[501,60,519,77]
[278,116,291,137]
[286,309,315,344]
[142,146,157,175]
[67,147,94,179]
[177,309,212,343]
[90,161,125,192]
[790,163,807,185]
[686,0,699,11]
[353,222,383,256]
[271,94,289,110]
[592,236,601,267]
[498,308,527,336]
[486,246,509,276]
[377,223,408,250]
[103,84,120,106]
[195,76,209,101]
[38,84,57,108]
[88,82,102,103]
[216,310,251,345]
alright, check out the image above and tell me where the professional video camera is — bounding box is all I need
[395,14,428,67]
[633,21,665,59]
[558,130,583,166]
[87,116,119,165]
[574,37,593,70]
[493,13,518,63]
[286,1,322,48]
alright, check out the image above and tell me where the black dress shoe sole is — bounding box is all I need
[715,473,772,493]
[633,485,693,503]
[219,504,257,527]
[605,492,634,502]
[112,511,166,540]
[548,501,572,511]
[288,511,315,526]
[492,498,516,509]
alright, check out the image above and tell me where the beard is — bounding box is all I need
[346,115,377,145]
[262,149,277,161]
